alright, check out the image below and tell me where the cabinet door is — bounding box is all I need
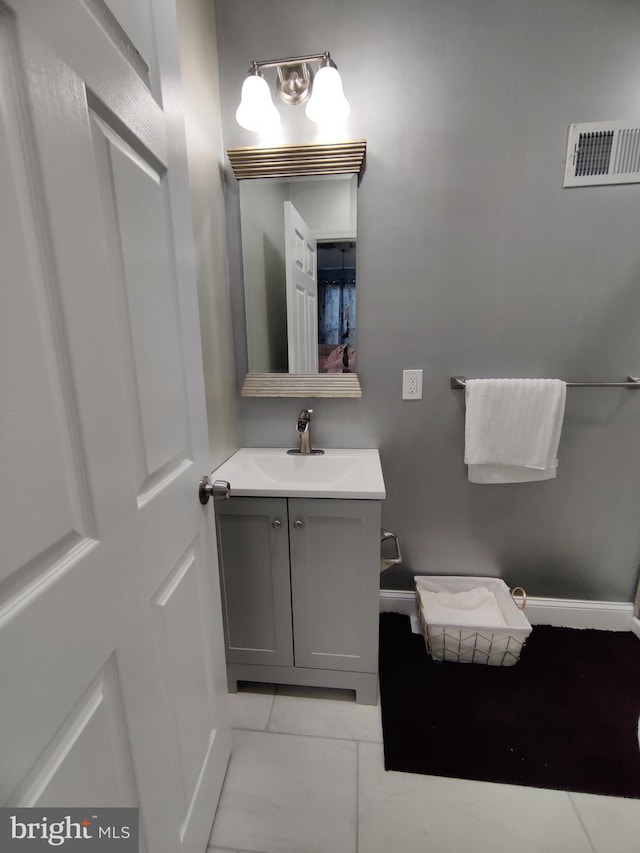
[289,499,381,672]
[216,497,293,666]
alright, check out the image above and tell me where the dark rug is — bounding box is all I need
[379,612,640,797]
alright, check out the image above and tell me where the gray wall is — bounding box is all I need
[176,0,241,468]
[240,180,288,372]
[215,0,640,601]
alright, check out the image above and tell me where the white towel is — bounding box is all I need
[464,378,566,484]
[418,587,507,628]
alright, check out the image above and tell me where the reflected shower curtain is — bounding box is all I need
[318,273,356,372]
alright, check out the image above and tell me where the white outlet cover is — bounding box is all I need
[402,369,423,400]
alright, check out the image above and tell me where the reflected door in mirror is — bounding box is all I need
[285,202,318,373]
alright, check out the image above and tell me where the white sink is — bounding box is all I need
[211,448,386,499]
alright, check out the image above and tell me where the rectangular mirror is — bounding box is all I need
[240,174,357,374]
[227,141,365,397]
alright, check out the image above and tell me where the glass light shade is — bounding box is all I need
[305,65,350,125]
[236,75,280,132]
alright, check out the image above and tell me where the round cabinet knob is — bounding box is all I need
[294,519,303,528]
[272,520,281,529]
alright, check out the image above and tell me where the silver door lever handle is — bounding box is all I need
[199,476,231,505]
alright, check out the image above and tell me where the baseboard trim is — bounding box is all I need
[380,590,420,618]
[380,590,635,632]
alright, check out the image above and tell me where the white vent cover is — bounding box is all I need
[564,120,640,187]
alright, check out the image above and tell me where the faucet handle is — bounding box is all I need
[296,409,312,432]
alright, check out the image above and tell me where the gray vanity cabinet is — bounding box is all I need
[215,496,381,704]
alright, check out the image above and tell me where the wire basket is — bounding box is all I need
[415,576,531,666]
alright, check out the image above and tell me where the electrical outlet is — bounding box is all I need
[402,369,423,400]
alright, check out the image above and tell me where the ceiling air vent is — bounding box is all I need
[564,120,640,187]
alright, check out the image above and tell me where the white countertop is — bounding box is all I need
[211,448,386,500]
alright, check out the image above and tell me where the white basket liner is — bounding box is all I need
[414,576,532,667]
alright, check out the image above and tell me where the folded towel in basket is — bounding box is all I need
[418,587,507,628]
[464,378,566,484]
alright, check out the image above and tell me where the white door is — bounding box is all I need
[0,2,230,852]
[284,201,318,373]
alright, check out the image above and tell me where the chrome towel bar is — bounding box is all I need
[450,375,640,390]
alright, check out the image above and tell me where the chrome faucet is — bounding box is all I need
[287,409,324,456]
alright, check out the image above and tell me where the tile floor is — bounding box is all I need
[208,682,640,853]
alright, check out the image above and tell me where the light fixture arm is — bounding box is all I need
[247,52,332,73]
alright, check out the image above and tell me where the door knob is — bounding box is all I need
[294,519,303,528]
[272,520,281,529]
[199,476,230,505]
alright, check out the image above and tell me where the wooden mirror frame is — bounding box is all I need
[227,140,366,398]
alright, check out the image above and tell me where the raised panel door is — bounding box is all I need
[0,4,230,852]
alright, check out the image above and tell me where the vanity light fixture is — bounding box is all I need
[235,52,350,132]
